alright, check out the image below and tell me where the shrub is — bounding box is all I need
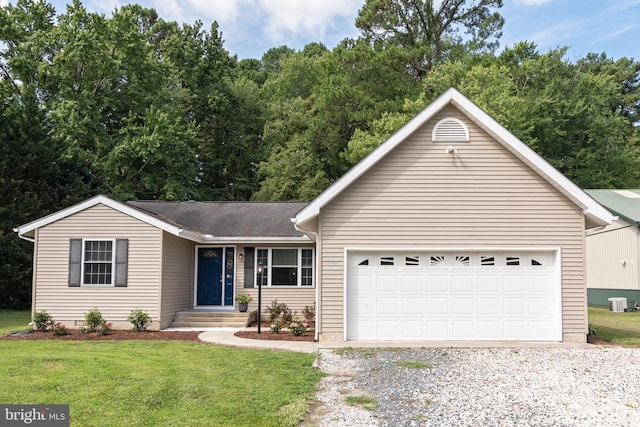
[266,300,289,323]
[270,319,283,334]
[302,304,316,323]
[289,318,309,337]
[99,322,112,336]
[52,322,69,336]
[281,307,293,325]
[32,310,54,332]
[127,309,151,331]
[84,307,105,332]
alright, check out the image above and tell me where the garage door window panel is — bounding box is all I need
[429,255,447,268]
[380,256,395,266]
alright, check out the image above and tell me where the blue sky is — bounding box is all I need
[3,0,639,61]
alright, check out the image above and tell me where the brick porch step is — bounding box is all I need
[170,311,253,328]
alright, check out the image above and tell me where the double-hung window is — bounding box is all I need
[68,238,128,287]
[255,248,314,287]
[83,240,115,285]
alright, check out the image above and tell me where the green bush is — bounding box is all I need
[52,322,69,336]
[127,309,151,331]
[84,307,105,332]
[32,310,54,332]
[289,318,309,337]
[266,300,290,323]
[302,304,316,323]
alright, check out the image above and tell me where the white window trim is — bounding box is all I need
[81,238,116,286]
[254,247,315,288]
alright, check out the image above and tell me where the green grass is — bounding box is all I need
[0,340,323,426]
[588,307,640,346]
[0,310,31,335]
[344,395,377,411]
[396,361,431,369]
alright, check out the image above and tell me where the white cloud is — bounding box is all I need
[257,0,363,42]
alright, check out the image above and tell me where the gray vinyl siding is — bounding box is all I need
[33,204,162,328]
[586,218,640,291]
[160,232,194,328]
[318,105,586,341]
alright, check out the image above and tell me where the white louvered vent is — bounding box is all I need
[432,117,470,142]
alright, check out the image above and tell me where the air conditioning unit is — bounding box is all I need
[608,297,627,313]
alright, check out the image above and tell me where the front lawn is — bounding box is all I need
[588,307,640,346]
[0,309,31,335]
[0,340,323,426]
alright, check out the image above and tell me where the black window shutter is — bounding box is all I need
[114,239,128,287]
[68,239,82,287]
[244,247,254,288]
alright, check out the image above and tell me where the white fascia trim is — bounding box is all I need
[199,236,311,243]
[14,195,185,240]
[449,96,614,226]
[295,89,453,227]
[294,87,614,228]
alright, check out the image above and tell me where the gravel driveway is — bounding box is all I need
[311,346,640,426]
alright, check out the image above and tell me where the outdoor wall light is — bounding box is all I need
[238,253,243,261]
[445,145,458,154]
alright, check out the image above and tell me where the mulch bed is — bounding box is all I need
[1,325,315,342]
[234,330,314,341]
[0,329,202,341]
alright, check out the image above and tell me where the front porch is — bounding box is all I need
[170,310,255,328]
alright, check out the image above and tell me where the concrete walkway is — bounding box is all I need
[164,326,318,353]
[163,327,592,353]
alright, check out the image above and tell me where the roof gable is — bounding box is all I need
[294,87,614,229]
[14,195,195,241]
[15,195,310,243]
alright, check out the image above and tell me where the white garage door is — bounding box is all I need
[346,251,561,341]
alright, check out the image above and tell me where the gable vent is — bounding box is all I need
[432,117,469,142]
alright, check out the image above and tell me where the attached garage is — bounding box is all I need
[346,251,561,341]
[293,88,614,343]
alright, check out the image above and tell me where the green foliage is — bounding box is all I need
[270,319,283,334]
[84,307,105,332]
[265,300,292,324]
[235,294,253,304]
[355,0,504,78]
[0,310,31,335]
[345,395,377,411]
[289,318,309,337]
[99,322,112,335]
[588,308,640,346]
[422,43,640,188]
[302,304,316,323]
[0,341,323,426]
[32,310,54,332]
[52,322,69,336]
[127,309,151,332]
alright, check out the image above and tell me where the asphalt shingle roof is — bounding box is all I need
[585,189,640,224]
[127,200,309,238]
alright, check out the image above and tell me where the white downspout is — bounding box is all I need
[292,219,320,342]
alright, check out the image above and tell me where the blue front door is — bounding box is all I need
[197,248,223,305]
